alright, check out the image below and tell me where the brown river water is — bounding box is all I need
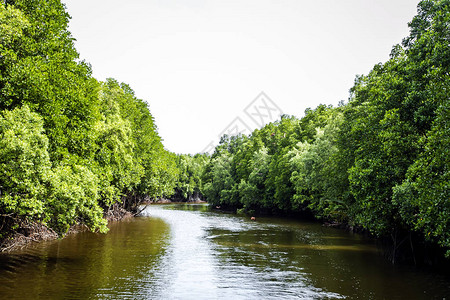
[0,203,448,299]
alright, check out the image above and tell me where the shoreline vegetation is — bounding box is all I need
[0,204,133,252]
[0,201,207,253]
[0,0,181,252]
[1,0,449,268]
[191,0,450,266]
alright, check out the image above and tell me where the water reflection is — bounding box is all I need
[0,217,171,299]
[143,205,346,299]
[0,204,448,299]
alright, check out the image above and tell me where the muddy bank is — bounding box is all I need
[0,198,207,253]
[0,220,58,253]
[0,204,133,253]
[104,203,133,222]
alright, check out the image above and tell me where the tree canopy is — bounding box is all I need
[0,1,178,236]
[201,0,450,260]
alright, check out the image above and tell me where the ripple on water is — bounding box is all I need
[0,204,448,299]
[139,205,345,299]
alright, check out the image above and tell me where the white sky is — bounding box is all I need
[62,0,420,154]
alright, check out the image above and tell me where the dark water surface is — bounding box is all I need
[0,204,449,299]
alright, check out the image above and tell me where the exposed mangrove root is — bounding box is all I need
[0,219,58,253]
[105,203,133,222]
[0,202,136,253]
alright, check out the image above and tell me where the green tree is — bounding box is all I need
[0,0,101,163]
[175,153,210,200]
[98,79,179,204]
[0,105,49,221]
[45,164,107,234]
[238,146,270,212]
[393,61,450,257]
[203,152,237,207]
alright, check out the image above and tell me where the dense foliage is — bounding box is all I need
[173,153,210,201]
[202,0,450,259]
[0,1,178,235]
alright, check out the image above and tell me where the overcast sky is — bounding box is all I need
[62,0,420,154]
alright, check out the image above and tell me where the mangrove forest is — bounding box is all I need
[0,0,449,270]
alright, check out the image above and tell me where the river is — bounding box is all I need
[0,203,448,299]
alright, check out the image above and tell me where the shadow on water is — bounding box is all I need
[0,203,449,299]
[207,213,450,300]
[0,217,171,299]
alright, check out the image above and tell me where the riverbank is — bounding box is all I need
[2,201,448,271]
[0,200,207,253]
[0,204,133,253]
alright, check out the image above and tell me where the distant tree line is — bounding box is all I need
[172,154,210,202]
[201,0,450,261]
